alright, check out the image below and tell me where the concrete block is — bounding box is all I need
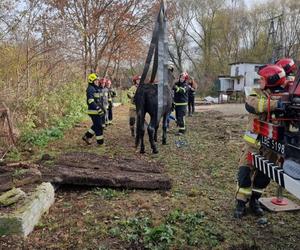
[0,182,55,237]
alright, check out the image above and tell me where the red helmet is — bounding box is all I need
[258,65,286,89]
[99,77,108,85]
[105,79,112,86]
[132,75,141,84]
[180,72,189,81]
[275,58,297,75]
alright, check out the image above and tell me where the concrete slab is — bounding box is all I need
[0,182,55,237]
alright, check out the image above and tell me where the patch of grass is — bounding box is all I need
[6,148,21,161]
[0,226,8,236]
[21,113,84,147]
[92,188,128,200]
[109,216,152,248]
[35,222,47,230]
[144,223,175,250]
[62,202,73,209]
[12,168,28,177]
[166,210,224,248]
[109,210,223,249]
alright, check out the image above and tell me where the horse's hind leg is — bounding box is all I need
[154,125,159,142]
[148,118,158,154]
[162,114,168,145]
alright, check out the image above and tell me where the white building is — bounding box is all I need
[219,62,264,93]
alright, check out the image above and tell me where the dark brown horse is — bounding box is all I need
[134,0,172,154]
[135,82,172,154]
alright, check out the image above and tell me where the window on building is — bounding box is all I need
[237,79,240,85]
[235,66,239,76]
[254,78,260,85]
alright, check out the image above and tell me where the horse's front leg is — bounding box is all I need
[162,114,168,145]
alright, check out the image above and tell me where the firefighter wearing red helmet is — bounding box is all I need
[127,75,141,137]
[234,64,286,219]
[275,58,296,75]
[173,72,189,134]
[99,78,109,128]
[276,58,297,88]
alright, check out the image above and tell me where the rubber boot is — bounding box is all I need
[96,139,104,146]
[249,192,264,216]
[234,200,246,219]
[82,134,92,145]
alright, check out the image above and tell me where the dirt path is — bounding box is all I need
[1,104,299,250]
[196,103,247,116]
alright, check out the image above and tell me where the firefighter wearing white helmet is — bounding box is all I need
[234,64,287,219]
[173,72,189,135]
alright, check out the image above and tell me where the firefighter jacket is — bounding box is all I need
[173,81,189,105]
[127,85,138,108]
[108,88,117,103]
[86,83,104,115]
[243,88,279,148]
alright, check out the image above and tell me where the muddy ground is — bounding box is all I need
[0,104,299,250]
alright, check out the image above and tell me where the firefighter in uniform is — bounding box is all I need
[127,75,140,137]
[173,72,189,134]
[106,79,117,125]
[82,73,105,145]
[234,64,287,218]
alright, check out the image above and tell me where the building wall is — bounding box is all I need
[244,64,262,87]
[219,78,233,91]
[230,63,262,91]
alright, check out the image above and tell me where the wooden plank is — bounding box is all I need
[40,152,172,190]
[0,173,13,193]
[0,168,41,193]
